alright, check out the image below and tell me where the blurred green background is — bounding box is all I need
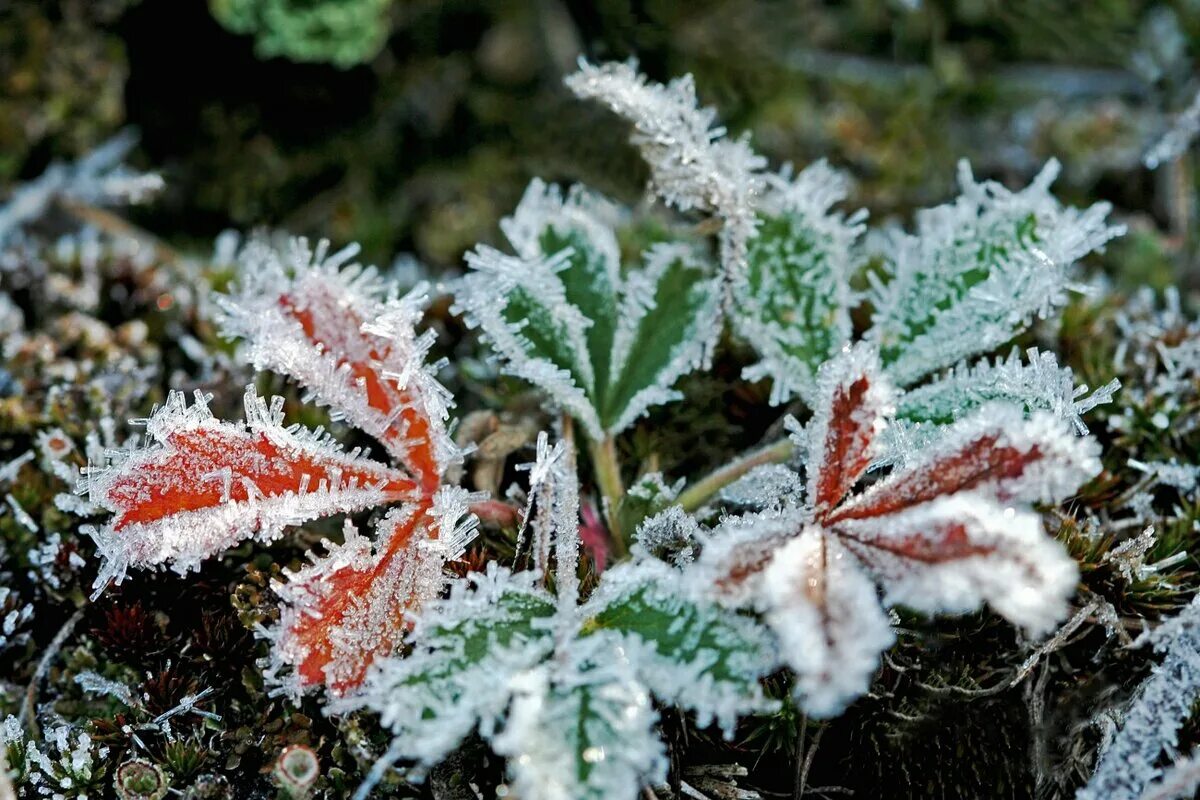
[3,0,1198,282]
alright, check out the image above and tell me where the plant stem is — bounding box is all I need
[676,437,794,512]
[589,435,627,557]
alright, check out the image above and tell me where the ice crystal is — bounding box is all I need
[866,160,1123,387]
[455,180,720,438]
[693,344,1096,716]
[82,236,480,696]
[0,585,33,652]
[348,438,776,799]
[1112,287,1200,423]
[565,60,766,283]
[632,505,704,564]
[1078,597,1200,800]
[1137,748,1200,800]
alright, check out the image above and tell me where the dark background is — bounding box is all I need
[4,0,1198,289]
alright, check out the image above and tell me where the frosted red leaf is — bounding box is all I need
[805,345,893,516]
[694,343,1099,716]
[270,487,478,696]
[83,237,483,697]
[215,238,457,493]
[85,387,417,589]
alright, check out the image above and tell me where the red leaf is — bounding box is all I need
[272,488,477,696]
[837,520,996,564]
[805,345,892,518]
[87,389,416,584]
[829,434,1041,524]
[109,424,415,532]
[283,289,441,494]
[217,240,454,494]
[276,506,429,695]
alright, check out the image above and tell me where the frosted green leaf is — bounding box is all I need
[456,180,720,439]
[602,244,720,434]
[494,644,666,800]
[336,565,556,767]
[580,560,777,734]
[733,161,866,404]
[896,347,1119,432]
[866,160,1124,387]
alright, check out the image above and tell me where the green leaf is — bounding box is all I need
[541,225,620,393]
[494,652,666,800]
[731,162,862,404]
[501,284,595,396]
[459,180,719,438]
[348,567,556,766]
[867,160,1122,387]
[600,245,719,433]
[580,560,777,732]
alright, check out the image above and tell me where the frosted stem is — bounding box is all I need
[676,437,794,512]
[589,435,627,556]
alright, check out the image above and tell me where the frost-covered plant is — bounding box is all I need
[459,61,1120,551]
[1077,596,1200,800]
[43,58,1142,799]
[80,237,478,695]
[687,343,1097,716]
[564,59,1123,417]
[2,716,108,798]
[345,434,777,800]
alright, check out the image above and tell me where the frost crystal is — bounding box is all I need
[1078,597,1200,800]
[565,59,766,283]
[866,160,1123,387]
[455,180,720,438]
[693,343,1095,716]
[82,236,481,696]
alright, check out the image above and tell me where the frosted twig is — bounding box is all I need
[1077,596,1200,800]
[1145,89,1200,169]
[0,452,33,485]
[150,686,221,725]
[677,437,795,512]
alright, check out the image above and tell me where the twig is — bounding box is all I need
[21,607,85,740]
[58,199,183,265]
[797,725,824,799]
